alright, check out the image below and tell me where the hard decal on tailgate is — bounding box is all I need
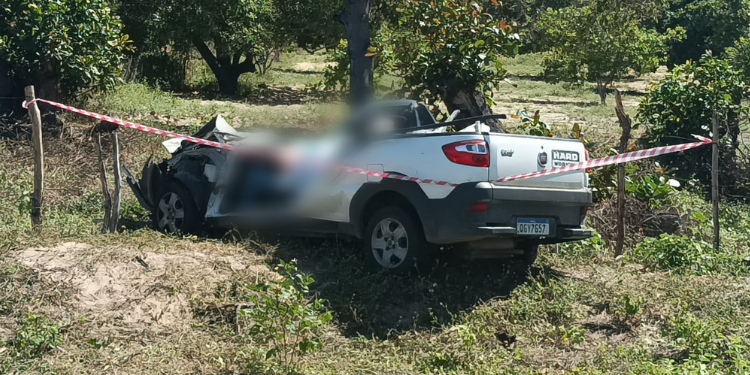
[551,150,580,167]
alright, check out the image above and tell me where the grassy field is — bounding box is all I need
[1,53,750,375]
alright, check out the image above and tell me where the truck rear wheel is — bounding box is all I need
[364,206,433,273]
[521,241,539,266]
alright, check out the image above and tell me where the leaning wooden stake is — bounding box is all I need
[711,111,720,251]
[614,89,632,257]
[110,130,122,233]
[25,86,44,227]
[94,132,112,234]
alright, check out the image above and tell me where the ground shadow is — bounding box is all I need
[507,74,546,82]
[504,97,602,107]
[265,238,561,339]
[0,111,68,141]
[611,89,647,98]
[275,68,325,76]
[582,322,631,336]
[174,85,336,106]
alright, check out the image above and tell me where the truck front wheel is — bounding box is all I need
[364,206,433,273]
[153,181,201,234]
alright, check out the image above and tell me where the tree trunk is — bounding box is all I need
[342,0,374,107]
[33,60,60,103]
[215,69,241,95]
[192,38,255,95]
[442,79,503,132]
[597,82,607,105]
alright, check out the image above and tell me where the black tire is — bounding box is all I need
[152,180,202,234]
[363,206,433,273]
[521,241,539,266]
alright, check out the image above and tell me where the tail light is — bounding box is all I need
[468,202,489,213]
[581,206,589,218]
[442,140,490,168]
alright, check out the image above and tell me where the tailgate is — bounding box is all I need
[486,134,587,189]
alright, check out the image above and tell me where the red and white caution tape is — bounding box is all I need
[495,135,712,183]
[23,98,712,187]
[23,98,233,151]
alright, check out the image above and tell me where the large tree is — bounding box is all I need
[0,0,131,101]
[384,0,519,129]
[658,0,750,67]
[537,0,681,104]
[120,0,343,95]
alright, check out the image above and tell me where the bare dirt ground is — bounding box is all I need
[2,239,274,374]
[13,242,260,332]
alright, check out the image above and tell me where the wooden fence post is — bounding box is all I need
[94,132,112,234]
[614,89,632,257]
[24,86,44,227]
[711,111,720,251]
[110,129,122,233]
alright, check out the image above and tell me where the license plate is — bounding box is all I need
[517,219,550,236]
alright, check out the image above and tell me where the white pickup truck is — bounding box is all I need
[125,100,593,273]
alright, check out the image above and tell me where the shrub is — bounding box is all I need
[240,259,332,373]
[9,314,62,359]
[638,55,750,196]
[625,174,677,208]
[0,0,131,100]
[632,234,745,275]
[664,311,750,369]
[608,292,644,326]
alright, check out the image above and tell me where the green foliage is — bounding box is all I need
[727,30,750,81]
[322,39,351,92]
[665,311,750,370]
[122,0,277,60]
[8,314,62,359]
[487,0,573,52]
[608,293,644,326]
[659,0,750,67]
[548,325,586,347]
[240,259,332,373]
[626,174,676,208]
[638,55,750,191]
[0,0,131,98]
[537,0,682,103]
[119,0,342,93]
[555,229,607,260]
[386,0,519,109]
[515,108,553,136]
[632,234,745,275]
[501,274,578,327]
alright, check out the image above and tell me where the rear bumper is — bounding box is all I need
[420,182,593,244]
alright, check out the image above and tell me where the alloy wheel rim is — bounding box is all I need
[157,192,185,233]
[371,218,409,268]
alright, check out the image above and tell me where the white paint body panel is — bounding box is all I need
[487,133,588,189]
[202,126,587,224]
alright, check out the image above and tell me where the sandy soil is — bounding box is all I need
[13,242,266,333]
